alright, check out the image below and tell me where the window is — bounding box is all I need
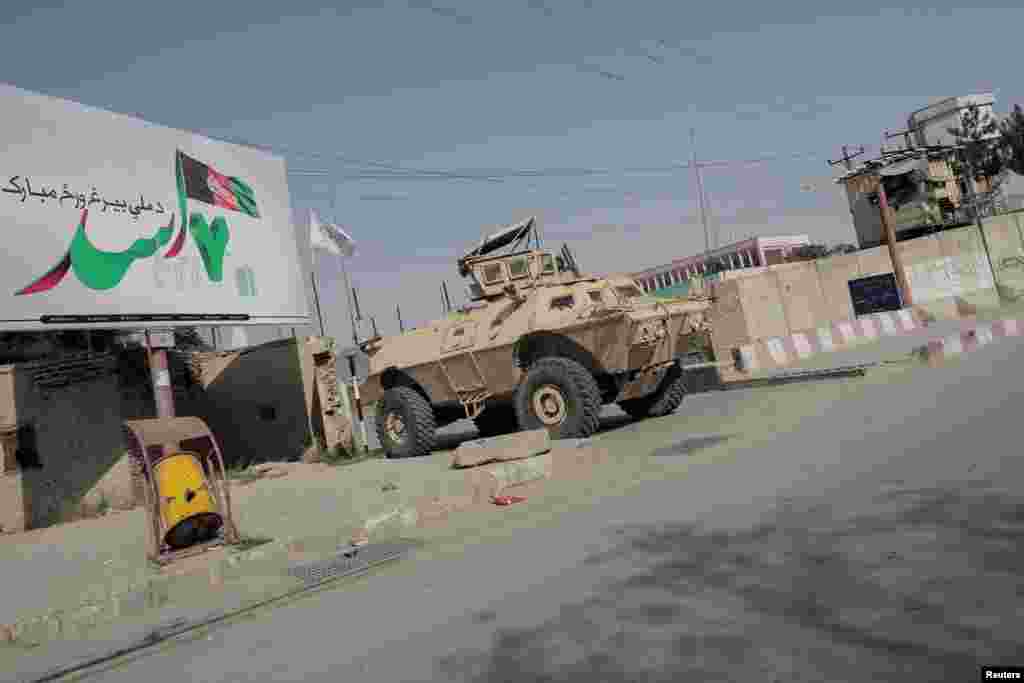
[541,254,556,274]
[508,257,529,279]
[482,263,504,284]
[550,295,575,310]
[588,290,603,303]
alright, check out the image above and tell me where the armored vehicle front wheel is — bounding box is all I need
[375,387,437,458]
[618,362,688,419]
[514,357,601,439]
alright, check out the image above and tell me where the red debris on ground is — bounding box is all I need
[491,495,527,506]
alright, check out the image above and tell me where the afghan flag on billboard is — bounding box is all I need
[176,151,260,218]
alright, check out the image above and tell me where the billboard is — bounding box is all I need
[0,82,309,331]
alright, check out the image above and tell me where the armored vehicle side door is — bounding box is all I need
[437,320,489,408]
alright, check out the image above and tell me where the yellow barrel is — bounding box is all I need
[153,452,223,550]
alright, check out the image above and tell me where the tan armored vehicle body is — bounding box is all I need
[359,217,716,458]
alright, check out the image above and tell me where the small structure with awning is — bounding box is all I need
[834,93,1002,249]
[836,149,969,249]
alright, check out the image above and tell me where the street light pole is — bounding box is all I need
[962,156,998,290]
[690,127,711,253]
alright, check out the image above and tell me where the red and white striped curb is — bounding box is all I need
[920,319,1022,365]
[733,308,925,373]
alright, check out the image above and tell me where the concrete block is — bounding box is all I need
[451,429,550,469]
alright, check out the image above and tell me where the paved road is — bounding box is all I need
[86,336,1024,682]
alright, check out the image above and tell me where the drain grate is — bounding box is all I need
[286,540,414,585]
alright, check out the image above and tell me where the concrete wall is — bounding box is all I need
[984,211,1024,301]
[708,218,1021,372]
[0,353,156,533]
[182,338,315,469]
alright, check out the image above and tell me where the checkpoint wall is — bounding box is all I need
[709,213,1024,380]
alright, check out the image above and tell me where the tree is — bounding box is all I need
[790,243,857,261]
[947,103,1008,219]
[174,327,213,351]
[791,244,830,260]
[1000,104,1024,177]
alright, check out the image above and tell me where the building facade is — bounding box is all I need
[630,234,811,294]
[837,93,1003,249]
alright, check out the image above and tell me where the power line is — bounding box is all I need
[186,128,508,184]
[183,117,826,187]
[287,151,826,183]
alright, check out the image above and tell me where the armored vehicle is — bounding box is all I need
[359,217,717,458]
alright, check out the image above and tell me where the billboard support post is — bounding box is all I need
[145,329,176,418]
[145,328,178,454]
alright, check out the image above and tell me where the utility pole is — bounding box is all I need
[828,146,867,231]
[876,177,914,308]
[827,145,865,172]
[690,128,711,252]
[885,129,914,151]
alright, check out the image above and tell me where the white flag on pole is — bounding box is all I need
[310,209,356,258]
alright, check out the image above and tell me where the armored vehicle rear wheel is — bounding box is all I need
[473,404,518,438]
[376,387,437,459]
[514,357,601,439]
[618,362,688,419]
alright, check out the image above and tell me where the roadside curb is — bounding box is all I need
[733,308,926,374]
[917,318,1022,366]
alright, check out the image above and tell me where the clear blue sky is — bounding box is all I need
[2,0,1023,341]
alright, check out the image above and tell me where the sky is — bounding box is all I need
[2,0,1024,344]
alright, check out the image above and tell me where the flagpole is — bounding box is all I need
[310,247,326,337]
[339,256,359,346]
[337,250,370,456]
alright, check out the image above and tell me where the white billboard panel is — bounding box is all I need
[0,82,309,331]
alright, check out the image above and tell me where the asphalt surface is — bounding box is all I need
[64,333,1024,682]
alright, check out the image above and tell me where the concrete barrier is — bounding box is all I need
[729,308,927,375]
[919,318,1022,366]
[451,429,551,469]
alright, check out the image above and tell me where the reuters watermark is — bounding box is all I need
[982,667,1023,681]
